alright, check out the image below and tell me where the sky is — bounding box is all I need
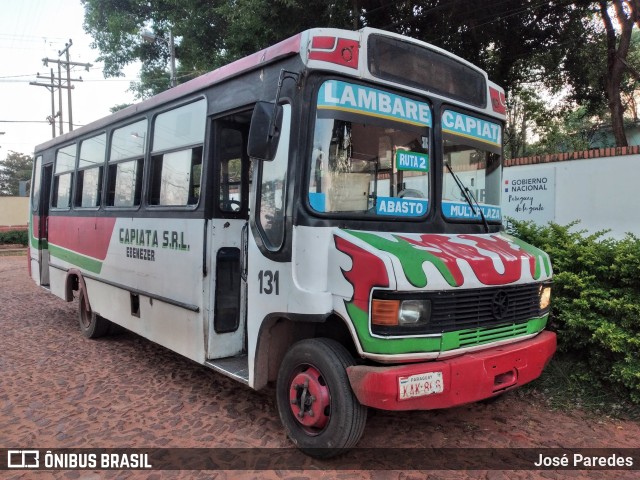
[0,0,140,162]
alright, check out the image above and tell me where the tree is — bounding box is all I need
[82,1,639,151]
[82,0,354,98]
[110,103,133,113]
[0,151,33,196]
[557,2,640,149]
[83,1,589,98]
[530,107,614,154]
[504,88,550,159]
[599,0,637,146]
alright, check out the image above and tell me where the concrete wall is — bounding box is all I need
[503,146,640,239]
[0,197,29,230]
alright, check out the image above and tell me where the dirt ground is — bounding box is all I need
[1,255,638,479]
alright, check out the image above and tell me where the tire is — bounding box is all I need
[276,338,367,458]
[78,288,111,339]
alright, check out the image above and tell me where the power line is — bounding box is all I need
[30,39,92,138]
[0,120,53,124]
[0,120,86,126]
[0,74,38,80]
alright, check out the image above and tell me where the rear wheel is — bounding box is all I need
[78,288,111,339]
[276,338,367,458]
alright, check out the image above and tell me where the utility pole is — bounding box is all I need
[57,62,63,135]
[59,40,77,131]
[29,68,58,138]
[31,39,92,137]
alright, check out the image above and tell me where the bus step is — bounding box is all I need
[205,355,249,385]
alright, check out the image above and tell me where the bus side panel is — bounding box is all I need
[47,215,207,363]
[246,226,334,389]
[86,277,204,361]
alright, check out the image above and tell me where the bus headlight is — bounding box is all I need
[372,299,431,327]
[398,300,431,326]
[539,285,552,310]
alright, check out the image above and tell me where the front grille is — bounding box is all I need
[457,322,530,347]
[427,283,542,334]
[372,283,546,336]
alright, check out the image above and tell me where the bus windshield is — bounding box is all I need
[307,80,431,218]
[441,110,502,222]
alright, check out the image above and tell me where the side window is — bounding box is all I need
[149,100,206,207]
[52,144,76,208]
[31,156,42,212]
[106,119,147,207]
[219,127,245,213]
[258,104,291,250]
[75,133,105,208]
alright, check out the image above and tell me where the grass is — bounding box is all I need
[517,352,640,421]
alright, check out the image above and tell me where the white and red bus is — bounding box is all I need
[29,27,555,457]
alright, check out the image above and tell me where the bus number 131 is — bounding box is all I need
[258,270,280,295]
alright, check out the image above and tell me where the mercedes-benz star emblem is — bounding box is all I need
[492,291,510,320]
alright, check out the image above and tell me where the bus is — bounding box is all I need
[29,27,555,457]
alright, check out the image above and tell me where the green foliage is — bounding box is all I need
[81,1,640,151]
[82,0,354,98]
[109,103,133,113]
[517,352,638,418]
[81,0,593,100]
[0,151,32,196]
[509,220,640,404]
[0,230,28,246]
[504,88,551,159]
[526,106,614,156]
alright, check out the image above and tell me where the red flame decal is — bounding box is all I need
[400,234,535,286]
[335,235,389,312]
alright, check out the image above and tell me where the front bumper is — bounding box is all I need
[346,331,556,410]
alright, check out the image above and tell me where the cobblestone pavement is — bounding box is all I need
[1,256,639,479]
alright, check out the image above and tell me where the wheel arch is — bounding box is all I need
[65,268,88,307]
[252,312,359,390]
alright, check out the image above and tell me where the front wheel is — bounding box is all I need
[78,288,111,339]
[276,338,367,458]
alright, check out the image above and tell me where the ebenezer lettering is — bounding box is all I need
[126,246,155,261]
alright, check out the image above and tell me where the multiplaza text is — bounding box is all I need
[119,228,190,262]
[42,451,151,469]
[534,453,634,468]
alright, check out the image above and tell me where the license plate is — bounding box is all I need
[398,372,444,400]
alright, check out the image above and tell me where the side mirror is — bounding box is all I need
[247,101,283,161]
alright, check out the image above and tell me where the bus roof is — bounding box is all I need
[35,27,505,153]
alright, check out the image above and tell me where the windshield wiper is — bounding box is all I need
[444,162,489,233]
[367,156,379,212]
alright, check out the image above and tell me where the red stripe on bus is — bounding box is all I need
[31,215,44,239]
[48,216,116,261]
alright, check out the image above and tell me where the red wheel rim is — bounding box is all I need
[79,294,91,328]
[288,365,331,434]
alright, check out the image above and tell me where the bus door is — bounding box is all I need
[206,119,251,360]
[29,157,52,287]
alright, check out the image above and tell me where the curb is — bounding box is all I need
[0,248,27,256]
